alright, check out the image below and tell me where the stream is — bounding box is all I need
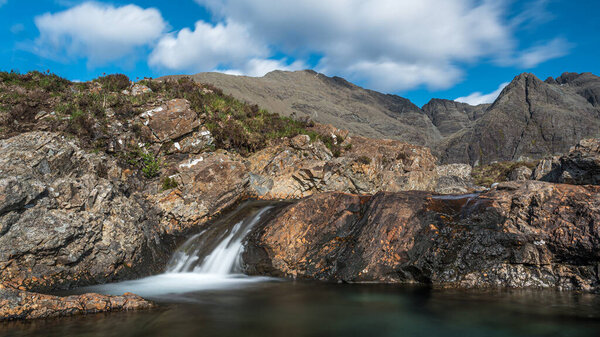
[2,201,600,337]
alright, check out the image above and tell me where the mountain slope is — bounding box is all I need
[167,70,441,147]
[439,73,600,164]
[170,70,600,165]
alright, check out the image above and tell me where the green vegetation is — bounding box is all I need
[94,74,131,92]
[161,177,179,191]
[472,161,538,186]
[0,70,347,179]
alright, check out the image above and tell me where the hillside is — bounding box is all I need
[175,70,600,165]
[166,70,441,147]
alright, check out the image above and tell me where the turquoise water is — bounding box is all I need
[2,281,600,337]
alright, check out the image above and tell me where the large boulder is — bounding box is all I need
[244,181,600,292]
[534,138,600,184]
[0,132,170,292]
[140,99,200,142]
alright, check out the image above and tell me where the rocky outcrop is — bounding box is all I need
[422,99,488,136]
[0,287,153,321]
[140,99,200,143]
[533,138,600,185]
[244,181,600,292]
[0,132,171,292]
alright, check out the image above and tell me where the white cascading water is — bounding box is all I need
[167,206,273,275]
[78,205,275,298]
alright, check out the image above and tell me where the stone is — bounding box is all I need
[534,138,600,185]
[0,132,171,292]
[244,181,600,292]
[140,99,200,142]
[0,287,153,321]
[508,166,533,181]
[131,84,152,96]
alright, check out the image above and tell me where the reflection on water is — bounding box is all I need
[3,282,600,337]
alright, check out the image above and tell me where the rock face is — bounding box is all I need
[533,138,600,184]
[0,132,171,292]
[0,287,153,321]
[244,181,600,292]
[422,99,488,136]
[0,130,473,293]
[440,73,600,165]
[167,70,442,147]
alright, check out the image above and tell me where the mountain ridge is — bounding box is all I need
[163,70,600,165]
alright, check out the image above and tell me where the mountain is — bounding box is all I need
[439,72,600,164]
[168,70,600,165]
[167,70,441,147]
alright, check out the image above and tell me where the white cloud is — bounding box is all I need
[455,82,510,105]
[514,38,573,68]
[187,0,514,91]
[33,2,167,65]
[221,58,306,77]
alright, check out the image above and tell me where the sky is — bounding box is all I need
[0,0,598,107]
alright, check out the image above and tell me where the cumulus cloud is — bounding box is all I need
[186,0,514,91]
[514,38,573,68]
[33,2,167,65]
[455,82,510,105]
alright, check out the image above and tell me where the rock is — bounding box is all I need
[244,181,600,292]
[433,164,473,194]
[168,127,214,154]
[508,166,533,181]
[140,99,200,142]
[131,84,152,96]
[534,138,600,185]
[0,132,172,292]
[245,134,472,198]
[0,287,153,321]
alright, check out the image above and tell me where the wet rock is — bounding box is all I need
[508,166,533,181]
[0,287,153,321]
[245,181,600,292]
[140,99,200,142]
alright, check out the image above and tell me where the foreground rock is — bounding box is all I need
[533,138,600,185]
[0,287,153,321]
[0,132,171,292]
[244,181,600,292]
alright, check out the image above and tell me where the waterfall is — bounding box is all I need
[77,202,280,298]
[167,206,273,274]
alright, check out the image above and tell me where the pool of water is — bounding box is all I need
[2,281,600,337]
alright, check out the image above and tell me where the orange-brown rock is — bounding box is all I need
[0,286,153,321]
[244,181,600,292]
[140,99,200,142]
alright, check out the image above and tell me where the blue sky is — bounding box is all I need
[0,0,598,107]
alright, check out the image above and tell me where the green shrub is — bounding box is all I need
[141,152,160,178]
[161,177,178,190]
[95,74,131,92]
